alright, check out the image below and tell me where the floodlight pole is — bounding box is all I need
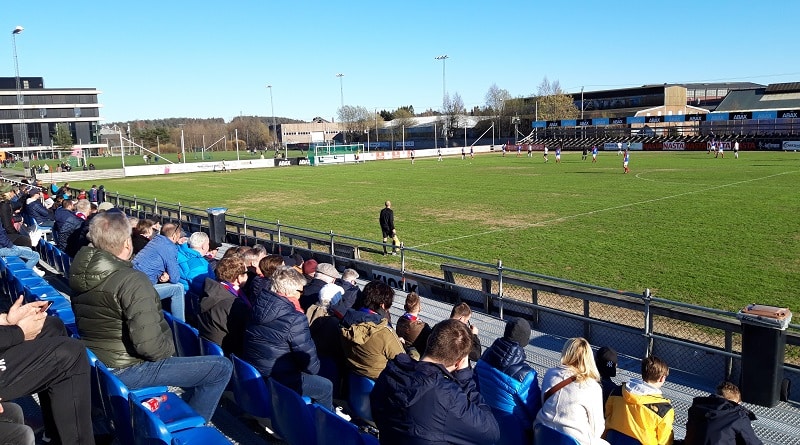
[435,55,449,148]
[12,26,25,161]
[336,73,344,109]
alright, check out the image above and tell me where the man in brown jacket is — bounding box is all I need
[340,280,404,379]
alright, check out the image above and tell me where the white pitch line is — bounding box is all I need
[411,169,798,249]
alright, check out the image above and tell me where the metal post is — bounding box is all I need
[399,242,406,281]
[180,128,186,163]
[276,220,282,248]
[643,288,653,357]
[329,230,336,268]
[235,128,240,161]
[154,197,158,216]
[497,260,504,319]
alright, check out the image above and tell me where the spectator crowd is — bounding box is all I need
[0,179,767,444]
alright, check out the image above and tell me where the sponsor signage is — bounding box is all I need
[593,118,609,126]
[706,113,729,121]
[645,116,664,124]
[663,141,685,151]
[783,141,800,151]
[627,116,645,124]
[685,114,705,122]
[730,112,752,120]
[576,119,592,127]
[664,115,684,123]
[372,270,419,293]
[394,141,414,147]
[758,141,782,151]
[276,160,292,167]
[610,117,626,125]
[546,121,561,127]
[752,111,777,120]
[298,158,310,166]
[562,119,577,127]
[778,110,800,119]
[532,120,547,128]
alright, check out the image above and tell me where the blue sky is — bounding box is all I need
[4,1,799,124]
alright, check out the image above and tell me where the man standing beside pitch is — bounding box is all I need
[379,201,399,255]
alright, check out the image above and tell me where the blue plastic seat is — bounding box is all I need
[172,318,201,357]
[129,395,231,445]
[201,337,224,357]
[312,403,366,445]
[605,429,643,445]
[347,373,375,422]
[269,378,315,445]
[57,249,71,275]
[532,423,581,445]
[12,274,45,299]
[96,364,205,445]
[162,310,175,330]
[229,354,272,419]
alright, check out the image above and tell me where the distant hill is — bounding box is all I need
[106,116,306,129]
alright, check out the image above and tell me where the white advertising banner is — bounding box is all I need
[123,159,275,177]
[783,141,800,151]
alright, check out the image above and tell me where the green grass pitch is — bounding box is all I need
[73,150,800,311]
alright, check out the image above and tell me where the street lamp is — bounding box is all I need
[435,55,449,147]
[11,26,25,161]
[266,85,277,151]
[335,73,344,109]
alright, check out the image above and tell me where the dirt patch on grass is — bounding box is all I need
[419,206,555,229]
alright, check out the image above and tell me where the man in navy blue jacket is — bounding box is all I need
[371,318,500,445]
[243,266,333,410]
[684,381,762,445]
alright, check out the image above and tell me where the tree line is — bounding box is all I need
[93,77,578,151]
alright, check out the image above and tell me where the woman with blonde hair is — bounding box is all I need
[534,337,608,445]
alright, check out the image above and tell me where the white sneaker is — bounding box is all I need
[334,406,352,422]
[32,267,45,277]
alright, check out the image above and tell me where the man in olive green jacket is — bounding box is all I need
[70,211,232,422]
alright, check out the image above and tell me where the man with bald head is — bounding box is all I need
[379,201,399,255]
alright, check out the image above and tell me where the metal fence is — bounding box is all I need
[99,192,800,401]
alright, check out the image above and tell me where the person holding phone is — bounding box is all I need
[0,296,95,444]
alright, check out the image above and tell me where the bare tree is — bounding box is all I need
[534,77,579,121]
[389,108,416,143]
[337,105,373,142]
[485,84,511,136]
[440,92,466,143]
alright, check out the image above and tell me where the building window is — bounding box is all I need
[74,107,81,118]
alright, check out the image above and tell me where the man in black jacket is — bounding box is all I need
[379,201,399,255]
[0,297,95,444]
[684,381,762,445]
[371,319,500,445]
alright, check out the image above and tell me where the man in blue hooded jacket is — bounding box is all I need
[475,317,541,445]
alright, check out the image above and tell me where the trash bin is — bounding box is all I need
[737,304,792,407]
[206,207,227,247]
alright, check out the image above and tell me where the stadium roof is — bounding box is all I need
[715,83,800,112]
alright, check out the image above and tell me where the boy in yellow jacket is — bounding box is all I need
[604,355,674,445]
